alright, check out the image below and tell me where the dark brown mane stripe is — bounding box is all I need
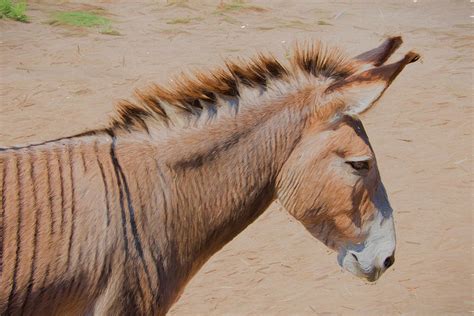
[292,42,356,80]
[109,42,357,132]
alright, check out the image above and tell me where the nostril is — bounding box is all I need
[383,255,395,269]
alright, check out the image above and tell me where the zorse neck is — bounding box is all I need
[155,90,311,299]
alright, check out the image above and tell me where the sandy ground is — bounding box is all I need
[0,0,472,314]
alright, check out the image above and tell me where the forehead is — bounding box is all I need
[328,116,373,157]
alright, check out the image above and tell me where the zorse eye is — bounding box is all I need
[346,160,369,171]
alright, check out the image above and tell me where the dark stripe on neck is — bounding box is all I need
[108,131,130,258]
[95,142,111,226]
[108,132,154,300]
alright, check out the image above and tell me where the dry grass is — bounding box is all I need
[165,0,192,9]
[215,0,266,14]
[166,17,203,25]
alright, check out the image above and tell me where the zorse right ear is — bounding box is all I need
[326,51,420,116]
[354,36,404,69]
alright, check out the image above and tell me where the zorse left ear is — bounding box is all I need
[327,51,420,115]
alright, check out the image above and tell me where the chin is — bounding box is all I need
[337,251,383,283]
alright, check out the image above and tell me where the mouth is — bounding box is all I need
[363,268,382,282]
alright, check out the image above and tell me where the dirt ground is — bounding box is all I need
[0,0,472,314]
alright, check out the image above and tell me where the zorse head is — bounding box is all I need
[277,37,419,282]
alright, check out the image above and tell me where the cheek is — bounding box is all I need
[281,158,329,219]
[319,174,357,215]
[332,214,363,243]
[304,214,362,249]
[322,179,377,237]
[294,168,354,225]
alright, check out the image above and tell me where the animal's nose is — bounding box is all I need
[383,254,395,269]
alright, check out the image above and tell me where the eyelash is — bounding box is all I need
[346,160,370,172]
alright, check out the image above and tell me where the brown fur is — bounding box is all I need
[0,37,418,315]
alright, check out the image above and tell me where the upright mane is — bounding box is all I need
[109,42,357,132]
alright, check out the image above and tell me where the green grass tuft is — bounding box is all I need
[0,0,28,22]
[49,11,110,27]
[48,11,120,35]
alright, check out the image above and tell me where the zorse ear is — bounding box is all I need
[354,36,403,68]
[326,51,420,115]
